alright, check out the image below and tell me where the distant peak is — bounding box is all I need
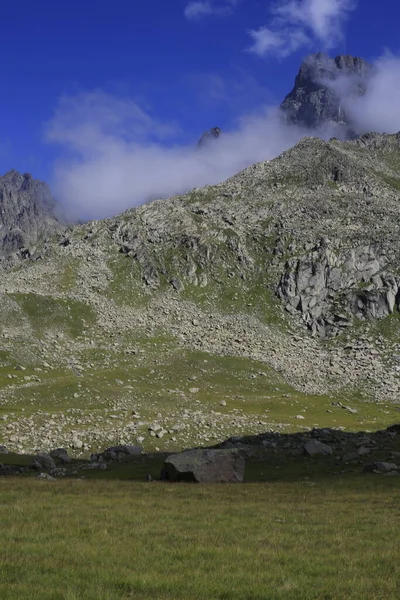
[197,127,222,148]
[280,52,372,134]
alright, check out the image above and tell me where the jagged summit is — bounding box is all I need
[197,126,221,148]
[280,52,372,137]
[0,169,63,258]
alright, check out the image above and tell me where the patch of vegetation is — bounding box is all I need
[350,308,400,344]
[9,293,96,338]
[375,171,400,191]
[106,255,150,307]
[59,259,79,292]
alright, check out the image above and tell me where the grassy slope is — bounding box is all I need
[0,477,399,600]
[1,344,399,454]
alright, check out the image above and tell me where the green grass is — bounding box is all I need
[379,173,400,191]
[10,293,96,338]
[0,476,399,599]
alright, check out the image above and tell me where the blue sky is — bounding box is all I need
[1,0,400,215]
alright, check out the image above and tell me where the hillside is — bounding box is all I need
[1,133,400,455]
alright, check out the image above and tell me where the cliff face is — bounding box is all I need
[280,53,372,137]
[0,170,62,258]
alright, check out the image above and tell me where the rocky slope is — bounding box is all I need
[0,169,63,259]
[280,53,371,137]
[1,132,400,455]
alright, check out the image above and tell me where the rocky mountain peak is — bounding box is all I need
[280,52,372,136]
[197,126,222,148]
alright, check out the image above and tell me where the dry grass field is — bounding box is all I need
[0,475,399,600]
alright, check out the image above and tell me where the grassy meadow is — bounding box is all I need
[0,475,399,600]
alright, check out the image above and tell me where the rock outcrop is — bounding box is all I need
[0,170,63,259]
[278,239,400,337]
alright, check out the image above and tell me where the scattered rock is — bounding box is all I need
[49,468,67,478]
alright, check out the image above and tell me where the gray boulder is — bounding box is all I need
[304,440,333,456]
[364,462,399,473]
[36,472,56,481]
[163,449,245,483]
[0,445,9,454]
[103,445,142,461]
[33,453,57,470]
[49,448,71,463]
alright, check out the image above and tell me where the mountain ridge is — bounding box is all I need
[1,66,400,455]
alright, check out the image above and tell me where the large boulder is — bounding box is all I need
[304,440,333,456]
[49,448,71,464]
[162,449,245,483]
[33,453,57,470]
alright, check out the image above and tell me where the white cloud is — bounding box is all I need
[185,0,239,21]
[248,26,310,58]
[331,54,400,134]
[184,1,213,20]
[248,0,357,58]
[45,91,314,220]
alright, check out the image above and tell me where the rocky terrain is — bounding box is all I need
[0,131,400,456]
[1,423,398,482]
[281,53,371,137]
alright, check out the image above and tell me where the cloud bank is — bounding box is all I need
[46,92,311,220]
[248,0,357,58]
[184,0,239,21]
[336,54,400,134]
